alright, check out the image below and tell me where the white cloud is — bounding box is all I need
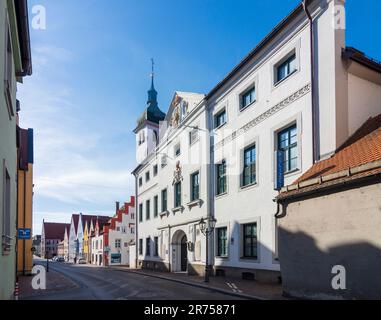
[18,43,136,228]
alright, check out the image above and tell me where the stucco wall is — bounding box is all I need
[278,181,381,299]
[348,73,381,136]
[0,0,18,300]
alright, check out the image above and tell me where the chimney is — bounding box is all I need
[116,201,120,213]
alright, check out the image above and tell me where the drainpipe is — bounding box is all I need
[134,174,138,269]
[302,0,317,163]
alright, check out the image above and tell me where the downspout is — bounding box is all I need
[134,173,138,269]
[302,0,317,163]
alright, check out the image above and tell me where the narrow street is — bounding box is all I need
[22,260,243,300]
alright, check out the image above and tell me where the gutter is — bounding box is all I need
[206,3,304,100]
[14,0,32,77]
[277,159,381,202]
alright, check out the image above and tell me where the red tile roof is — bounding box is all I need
[278,114,381,200]
[43,222,71,240]
[296,114,381,183]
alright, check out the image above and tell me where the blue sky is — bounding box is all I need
[18,0,381,235]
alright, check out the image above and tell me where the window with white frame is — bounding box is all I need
[216,227,228,257]
[242,223,258,259]
[174,143,181,157]
[4,19,13,117]
[161,155,167,168]
[214,108,227,128]
[115,239,121,248]
[240,86,256,110]
[278,124,298,173]
[189,127,199,145]
[242,144,256,187]
[2,163,11,253]
[275,52,296,84]
[216,160,227,196]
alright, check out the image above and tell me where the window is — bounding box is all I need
[216,160,227,195]
[154,195,158,218]
[161,189,167,212]
[153,165,158,176]
[146,237,151,256]
[145,171,150,182]
[154,236,159,256]
[139,177,143,187]
[115,239,121,249]
[161,155,167,168]
[121,227,126,233]
[242,145,256,186]
[174,182,182,207]
[146,200,150,220]
[243,223,258,259]
[191,171,200,201]
[240,86,256,110]
[275,53,296,84]
[217,227,228,257]
[4,22,13,117]
[278,124,298,173]
[131,227,135,234]
[2,164,11,253]
[174,143,181,157]
[214,109,227,128]
[189,127,199,145]
[139,203,143,222]
[139,239,143,255]
[116,227,120,232]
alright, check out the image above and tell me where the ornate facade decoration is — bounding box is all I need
[213,83,311,151]
[172,161,183,185]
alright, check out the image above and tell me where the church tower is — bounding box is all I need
[134,60,166,164]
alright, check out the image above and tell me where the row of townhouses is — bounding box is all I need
[0,0,33,300]
[131,0,381,298]
[41,197,135,266]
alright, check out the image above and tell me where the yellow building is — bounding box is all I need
[83,222,90,263]
[16,128,34,276]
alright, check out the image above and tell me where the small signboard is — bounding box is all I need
[110,253,121,264]
[18,228,31,240]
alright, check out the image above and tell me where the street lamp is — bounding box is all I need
[199,217,217,283]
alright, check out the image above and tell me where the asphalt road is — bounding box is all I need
[26,260,243,300]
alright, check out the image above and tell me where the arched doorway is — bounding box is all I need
[171,230,188,272]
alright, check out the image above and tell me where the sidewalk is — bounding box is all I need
[18,268,78,300]
[112,266,286,300]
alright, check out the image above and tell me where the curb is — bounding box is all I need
[112,267,266,300]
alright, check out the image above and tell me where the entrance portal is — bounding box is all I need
[171,230,188,272]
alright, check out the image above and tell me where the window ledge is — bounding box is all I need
[239,257,259,263]
[274,69,297,88]
[214,122,227,131]
[171,206,184,213]
[284,168,300,177]
[215,192,228,199]
[239,100,257,113]
[187,199,203,209]
[159,210,169,218]
[240,182,258,190]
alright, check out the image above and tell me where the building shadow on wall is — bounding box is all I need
[278,227,381,300]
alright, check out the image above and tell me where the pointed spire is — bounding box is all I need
[147,58,158,106]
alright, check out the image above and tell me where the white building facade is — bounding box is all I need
[107,198,136,266]
[133,0,381,282]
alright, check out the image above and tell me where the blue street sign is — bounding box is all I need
[276,151,285,191]
[18,228,31,240]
